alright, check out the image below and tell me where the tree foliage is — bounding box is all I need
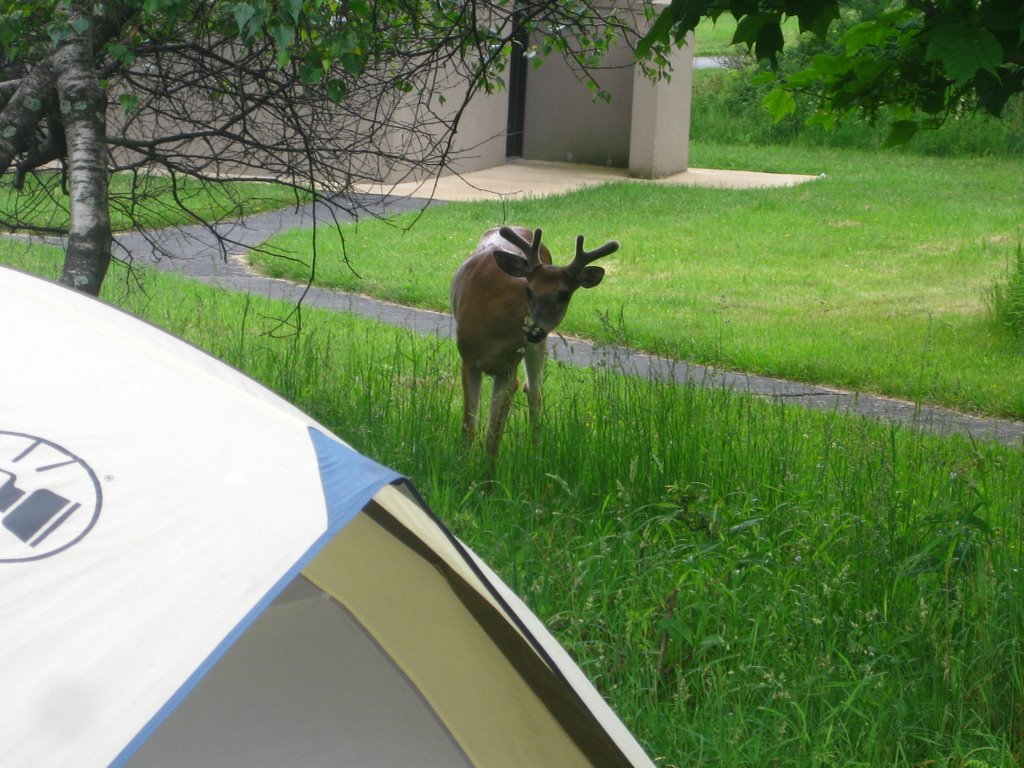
[639,0,1024,144]
[0,0,640,294]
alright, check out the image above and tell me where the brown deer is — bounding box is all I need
[450,225,619,465]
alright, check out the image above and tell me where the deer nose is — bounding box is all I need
[524,324,548,343]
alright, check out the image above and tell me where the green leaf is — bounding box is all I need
[340,51,363,77]
[299,61,324,85]
[0,11,22,46]
[799,3,839,39]
[118,92,140,115]
[106,42,136,66]
[807,111,839,129]
[232,2,256,35]
[326,78,347,103]
[785,65,821,87]
[280,0,302,23]
[731,13,785,65]
[754,21,785,66]
[883,120,918,147]
[979,0,1024,35]
[731,14,765,48]
[808,53,852,77]
[749,70,777,85]
[636,7,675,59]
[272,23,294,65]
[850,56,892,91]
[47,22,72,47]
[925,22,1004,85]
[841,19,892,55]
[763,87,796,122]
[348,0,370,16]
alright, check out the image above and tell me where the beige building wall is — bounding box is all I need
[628,29,694,178]
[520,41,636,167]
[436,84,509,177]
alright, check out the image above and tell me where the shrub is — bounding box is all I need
[689,9,1024,157]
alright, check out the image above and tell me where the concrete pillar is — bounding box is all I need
[628,29,694,179]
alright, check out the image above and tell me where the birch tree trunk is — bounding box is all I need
[52,10,111,296]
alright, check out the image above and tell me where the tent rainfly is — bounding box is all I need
[0,265,657,768]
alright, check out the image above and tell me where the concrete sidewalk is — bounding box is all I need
[355,159,820,202]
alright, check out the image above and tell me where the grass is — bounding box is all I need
[0,171,310,232]
[5,239,1022,767]
[251,143,1024,420]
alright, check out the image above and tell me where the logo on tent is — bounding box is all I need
[0,431,101,563]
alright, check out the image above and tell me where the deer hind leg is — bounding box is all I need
[460,360,483,449]
[523,340,546,445]
[484,367,518,461]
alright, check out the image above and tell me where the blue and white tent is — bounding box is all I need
[0,266,655,768]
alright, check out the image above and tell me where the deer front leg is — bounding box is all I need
[523,340,546,445]
[485,367,518,461]
[460,360,483,449]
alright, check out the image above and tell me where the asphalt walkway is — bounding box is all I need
[113,160,1022,447]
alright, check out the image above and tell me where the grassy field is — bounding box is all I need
[251,143,1024,420]
[4,237,1023,767]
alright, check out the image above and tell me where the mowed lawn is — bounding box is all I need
[252,143,1024,420]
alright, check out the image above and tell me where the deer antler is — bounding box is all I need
[567,234,619,277]
[499,226,544,270]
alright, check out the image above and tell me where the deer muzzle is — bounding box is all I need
[523,318,548,343]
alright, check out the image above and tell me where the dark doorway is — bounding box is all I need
[505,18,529,158]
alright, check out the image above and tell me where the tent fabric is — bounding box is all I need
[126,575,476,768]
[0,265,656,768]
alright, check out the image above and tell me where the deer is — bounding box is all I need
[450,225,619,467]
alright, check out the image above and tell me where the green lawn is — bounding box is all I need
[252,143,1024,420]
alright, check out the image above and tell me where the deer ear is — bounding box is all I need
[577,266,605,288]
[492,249,531,278]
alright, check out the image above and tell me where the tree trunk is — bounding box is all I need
[52,20,111,296]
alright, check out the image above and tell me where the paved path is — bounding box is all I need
[110,162,1022,448]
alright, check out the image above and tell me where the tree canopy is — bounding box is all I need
[640,0,1024,144]
[0,0,640,294]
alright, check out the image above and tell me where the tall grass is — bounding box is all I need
[29,250,1016,768]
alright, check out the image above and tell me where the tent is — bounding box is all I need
[0,265,656,768]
